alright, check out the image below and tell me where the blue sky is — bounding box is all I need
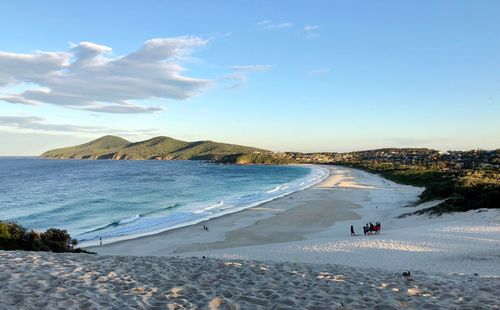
[0,0,499,155]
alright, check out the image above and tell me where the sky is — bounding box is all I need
[0,0,499,155]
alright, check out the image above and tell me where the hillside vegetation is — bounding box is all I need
[334,161,499,215]
[41,135,267,160]
[218,152,295,165]
[0,221,91,253]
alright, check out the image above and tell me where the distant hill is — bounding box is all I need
[40,135,267,160]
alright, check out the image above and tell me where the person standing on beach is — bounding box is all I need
[99,237,102,246]
[350,225,355,236]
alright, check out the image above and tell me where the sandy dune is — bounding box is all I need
[2,250,499,309]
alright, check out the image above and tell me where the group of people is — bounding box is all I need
[202,225,209,232]
[350,222,382,236]
[363,222,381,235]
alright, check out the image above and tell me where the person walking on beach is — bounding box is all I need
[99,237,102,246]
[350,225,355,236]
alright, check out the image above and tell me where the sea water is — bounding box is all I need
[0,158,329,245]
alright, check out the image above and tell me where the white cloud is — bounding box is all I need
[224,65,274,89]
[0,37,211,113]
[303,25,320,38]
[0,115,159,136]
[229,65,274,72]
[303,25,320,31]
[257,20,293,30]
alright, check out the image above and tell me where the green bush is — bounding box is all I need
[41,228,71,252]
[334,161,500,214]
[0,222,11,239]
[0,221,83,253]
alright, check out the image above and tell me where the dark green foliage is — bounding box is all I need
[0,222,89,254]
[24,230,42,251]
[41,135,130,159]
[41,135,266,160]
[349,163,456,201]
[72,248,96,254]
[217,153,294,165]
[0,222,27,250]
[336,161,499,215]
[40,228,71,252]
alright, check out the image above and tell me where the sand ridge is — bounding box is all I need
[2,250,499,309]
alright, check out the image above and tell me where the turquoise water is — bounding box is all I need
[0,158,328,244]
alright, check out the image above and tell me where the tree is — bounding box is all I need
[71,238,78,250]
[41,228,71,252]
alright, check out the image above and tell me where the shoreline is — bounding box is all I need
[89,165,500,276]
[80,164,330,247]
[86,164,349,254]
[86,165,413,255]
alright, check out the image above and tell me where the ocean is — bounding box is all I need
[0,157,329,245]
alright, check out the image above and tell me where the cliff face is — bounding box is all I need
[40,135,267,161]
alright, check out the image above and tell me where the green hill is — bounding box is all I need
[40,135,267,160]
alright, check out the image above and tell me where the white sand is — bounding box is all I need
[90,165,500,276]
[1,250,499,309]
[2,165,499,309]
[176,166,500,276]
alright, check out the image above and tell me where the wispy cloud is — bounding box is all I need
[306,67,331,77]
[0,37,212,114]
[229,65,274,72]
[223,65,274,89]
[304,25,320,31]
[257,20,293,30]
[0,115,159,136]
[302,25,320,38]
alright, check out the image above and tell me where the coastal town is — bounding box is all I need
[275,148,499,170]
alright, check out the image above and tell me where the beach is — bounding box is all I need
[2,165,499,309]
[89,165,500,275]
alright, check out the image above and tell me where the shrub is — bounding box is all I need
[0,222,11,240]
[0,221,85,254]
[41,228,71,252]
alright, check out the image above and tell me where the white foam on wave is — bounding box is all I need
[118,214,140,225]
[79,165,330,246]
[266,186,281,193]
[204,201,224,211]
